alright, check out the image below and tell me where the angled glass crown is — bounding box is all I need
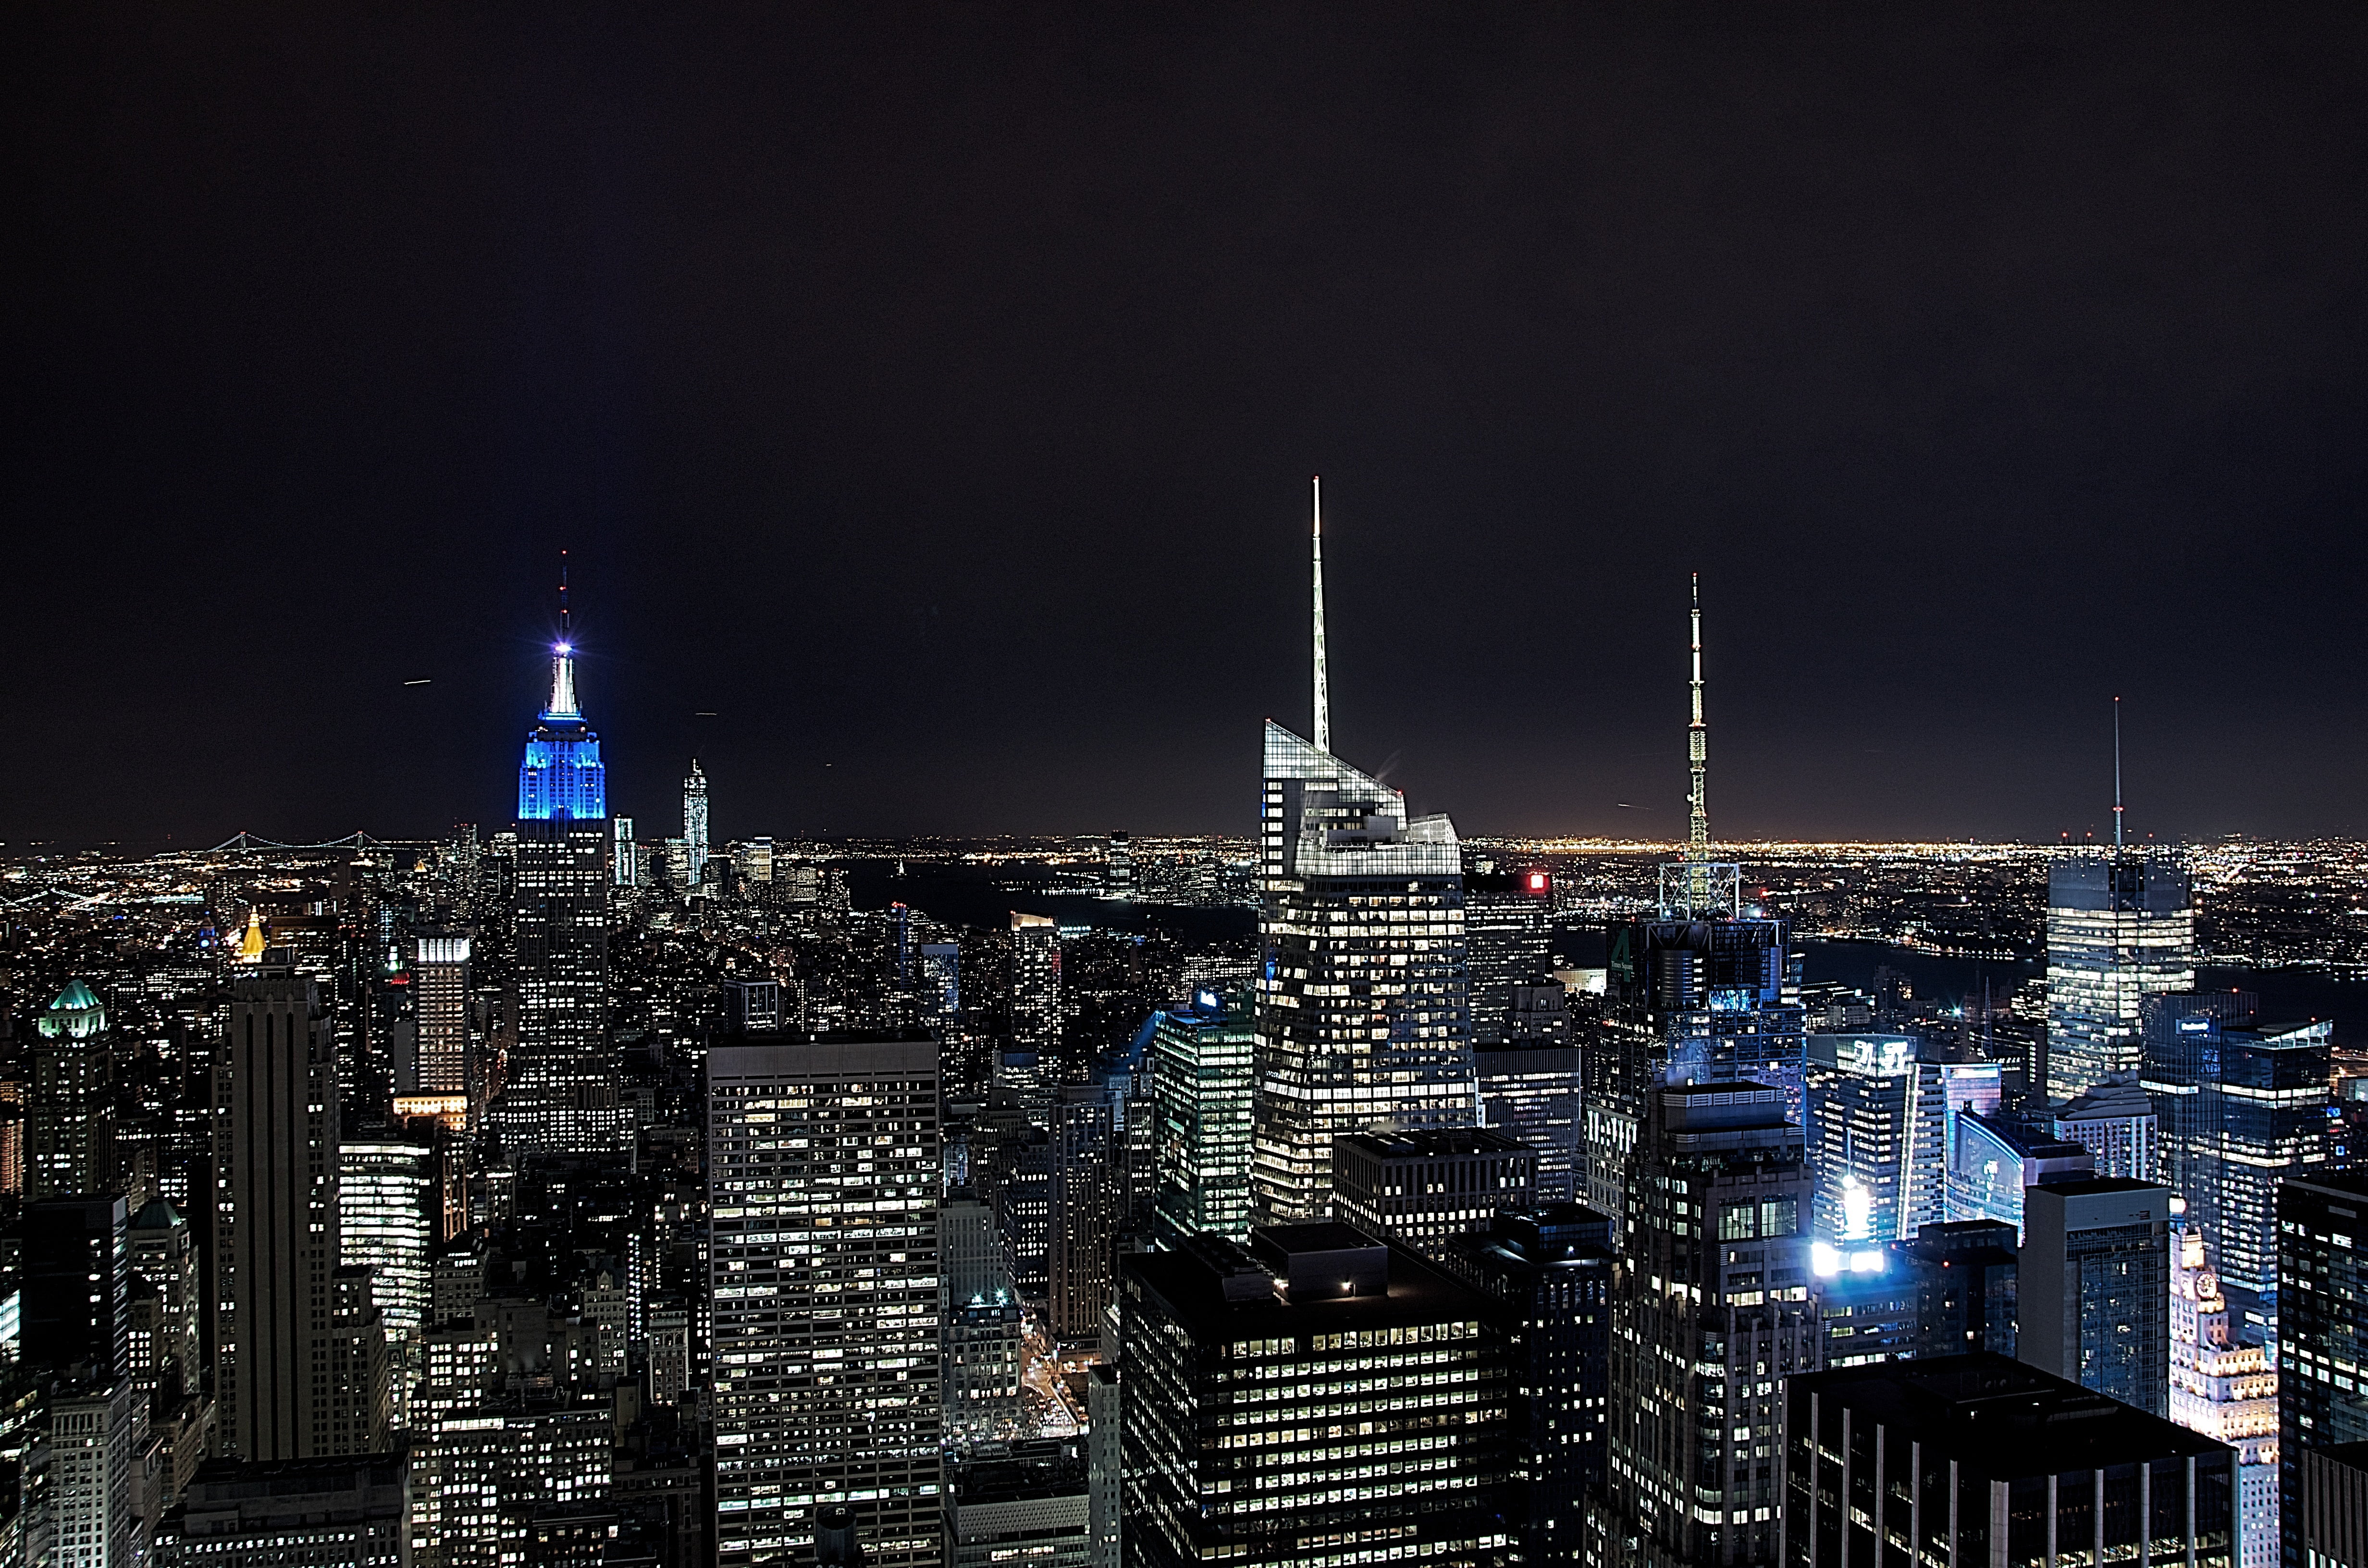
[1262,720,1457,882]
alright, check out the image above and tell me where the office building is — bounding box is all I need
[496,607,620,1153]
[417,1406,611,1568]
[24,1195,130,1379]
[1049,1084,1125,1346]
[2277,1167,2368,1564]
[2145,992,2332,1325]
[675,759,707,891]
[1007,912,1063,1097]
[1251,721,1473,1222]
[1147,992,1256,1245]
[1443,1206,1614,1565]
[726,979,785,1036]
[1474,980,1584,1204]
[939,1193,1022,1450]
[412,935,471,1105]
[1463,866,1553,1047]
[1118,1223,1514,1568]
[339,1140,434,1339]
[918,943,961,1044]
[1330,1127,1538,1262]
[48,1377,141,1568]
[1946,1111,2094,1239]
[708,1032,943,1568]
[2021,1177,2172,1415]
[127,1198,200,1403]
[2044,851,2194,1103]
[1601,1083,1820,1568]
[2297,1442,2368,1568]
[2169,1204,2278,1568]
[1782,1354,2236,1568]
[1900,1219,2018,1360]
[1812,1257,1920,1369]
[740,834,776,885]
[1804,1034,1948,1245]
[217,958,384,1461]
[1104,833,1132,901]
[28,980,117,1201]
[172,1459,409,1568]
[612,815,638,887]
[2053,1076,2160,1180]
[946,1444,1088,1568]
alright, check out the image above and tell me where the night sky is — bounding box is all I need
[8,6,2366,847]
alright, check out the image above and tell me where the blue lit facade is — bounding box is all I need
[518,643,607,821]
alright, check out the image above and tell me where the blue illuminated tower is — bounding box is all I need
[516,570,607,823]
[492,564,624,1155]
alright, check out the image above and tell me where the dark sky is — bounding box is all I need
[7,5,2367,848]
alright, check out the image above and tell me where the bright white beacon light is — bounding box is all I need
[1811,1242,1842,1278]
[556,642,572,655]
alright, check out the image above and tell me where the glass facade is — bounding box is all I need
[1148,992,1256,1245]
[2276,1168,2368,1568]
[1252,722,1474,1225]
[1805,1034,1948,1245]
[2045,853,2194,1103]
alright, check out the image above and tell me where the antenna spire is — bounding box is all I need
[1311,477,1330,754]
[559,550,571,642]
[2112,696,2124,852]
[1687,573,1708,850]
[545,550,580,719]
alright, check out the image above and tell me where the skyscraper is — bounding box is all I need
[1474,979,1584,1203]
[707,1032,943,1568]
[1329,1127,1539,1262]
[1782,1355,2236,1568]
[1945,1109,2094,1240]
[2020,1176,2172,1416]
[2044,854,2194,1104]
[1118,1224,1515,1568]
[611,816,638,887]
[217,957,385,1460]
[939,1192,1022,1451]
[2275,1166,2368,1568]
[493,605,619,1155]
[2053,1076,2160,1179]
[24,1195,130,1379]
[1004,912,1062,1119]
[128,1197,200,1405]
[682,760,710,890]
[1599,1083,1820,1568]
[1251,481,1475,1224]
[1462,865,1553,1046]
[1803,1035,1948,1246]
[1589,583,1805,1228]
[1147,992,1256,1245]
[2168,1202,2278,1568]
[2144,992,2330,1329]
[411,934,470,1107]
[28,979,117,1201]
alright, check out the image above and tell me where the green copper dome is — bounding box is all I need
[38,979,107,1039]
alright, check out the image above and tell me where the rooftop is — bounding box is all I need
[1334,1127,1533,1161]
[1122,1225,1499,1341]
[1788,1353,2227,1477]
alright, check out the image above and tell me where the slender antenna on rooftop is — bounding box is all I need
[2113,696,2124,851]
[1311,477,1330,754]
[559,550,571,643]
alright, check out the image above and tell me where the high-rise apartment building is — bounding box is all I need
[216,958,388,1462]
[2053,1076,2160,1180]
[1782,1355,2236,1568]
[1601,1083,1820,1568]
[708,1033,943,1568]
[682,760,710,890]
[2276,1167,2368,1567]
[1330,1127,1538,1262]
[1118,1223,1514,1568]
[2169,1204,2279,1568]
[28,980,117,1201]
[2144,992,2330,1326]
[1805,1034,1948,1246]
[2020,1176,2172,1416]
[412,934,470,1107]
[1475,980,1584,1204]
[496,614,620,1155]
[1147,992,1255,1245]
[2044,852,2193,1103]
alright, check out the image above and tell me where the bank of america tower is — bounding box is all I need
[1251,479,1476,1223]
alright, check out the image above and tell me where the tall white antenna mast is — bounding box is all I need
[1311,476,1330,754]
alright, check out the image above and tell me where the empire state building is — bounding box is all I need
[491,598,626,1155]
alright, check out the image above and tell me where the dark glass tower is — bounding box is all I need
[2277,1167,2368,1568]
